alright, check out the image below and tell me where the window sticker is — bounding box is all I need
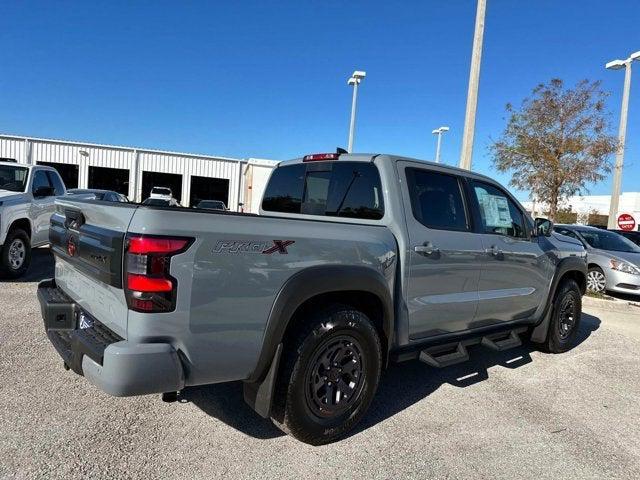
[476,190,512,228]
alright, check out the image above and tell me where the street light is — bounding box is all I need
[347,70,366,152]
[431,126,450,163]
[605,50,640,229]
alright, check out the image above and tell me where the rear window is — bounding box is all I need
[262,161,384,220]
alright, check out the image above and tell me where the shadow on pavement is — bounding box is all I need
[184,313,601,441]
[1,247,54,283]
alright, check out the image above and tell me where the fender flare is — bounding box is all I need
[243,265,394,417]
[530,256,587,343]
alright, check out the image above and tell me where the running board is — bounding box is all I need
[480,330,522,351]
[419,343,469,368]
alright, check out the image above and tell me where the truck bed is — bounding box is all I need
[48,198,397,387]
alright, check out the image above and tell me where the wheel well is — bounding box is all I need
[8,218,31,239]
[587,263,602,272]
[284,291,388,360]
[559,269,587,295]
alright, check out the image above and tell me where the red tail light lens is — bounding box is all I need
[124,234,193,313]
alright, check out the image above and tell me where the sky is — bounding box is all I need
[1,0,639,200]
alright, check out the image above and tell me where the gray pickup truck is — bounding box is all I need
[38,152,587,444]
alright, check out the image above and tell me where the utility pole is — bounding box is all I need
[459,0,487,170]
[605,52,639,229]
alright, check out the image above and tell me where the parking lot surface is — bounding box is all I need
[1,249,639,479]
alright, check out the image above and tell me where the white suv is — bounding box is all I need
[0,161,66,278]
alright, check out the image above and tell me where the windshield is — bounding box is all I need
[578,229,640,253]
[0,165,29,192]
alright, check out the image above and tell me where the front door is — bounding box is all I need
[399,162,485,339]
[468,180,553,324]
[29,170,56,245]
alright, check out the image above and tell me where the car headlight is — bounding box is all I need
[610,259,640,275]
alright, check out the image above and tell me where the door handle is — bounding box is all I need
[485,245,503,257]
[414,243,440,257]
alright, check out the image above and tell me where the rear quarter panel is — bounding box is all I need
[126,208,397,386]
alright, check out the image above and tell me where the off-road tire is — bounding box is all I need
[0,229,31,279]
[271,304,382,445]
[545,279,582,353]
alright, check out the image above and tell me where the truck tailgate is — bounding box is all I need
[49,199,136,338]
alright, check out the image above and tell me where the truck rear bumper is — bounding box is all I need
[38,279,185,396]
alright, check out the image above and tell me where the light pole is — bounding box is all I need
[431,126,450,163]
[459,0,487,170]
[347,70,366,152]
[605,51,640,229]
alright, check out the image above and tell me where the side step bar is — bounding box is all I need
[420,343,469,368]
[416,327,527,368]
[481,330,522,351]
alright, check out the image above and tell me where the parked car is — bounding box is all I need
[142,197,180,207]
[38,152,587,445]
[66,188,128,203]
[611,229,640,247]
[0,161,65,278]
[149,186,173,200]
[554,224,640,295]
[195,199,227,210]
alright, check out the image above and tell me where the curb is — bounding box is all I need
[583,294,640,313]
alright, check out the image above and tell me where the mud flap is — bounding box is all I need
[529,307,552,344]
[243,343,283,418]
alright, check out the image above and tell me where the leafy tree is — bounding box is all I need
[490,79,618,221]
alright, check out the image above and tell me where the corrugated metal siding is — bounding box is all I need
[1,134,251,209]
[0,138,26,162]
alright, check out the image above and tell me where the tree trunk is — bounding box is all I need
[548,188,559,222]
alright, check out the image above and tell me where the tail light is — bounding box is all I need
[124,234,193,313]
[303,153,340,162]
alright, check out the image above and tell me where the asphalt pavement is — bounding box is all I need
[1,248,639,479]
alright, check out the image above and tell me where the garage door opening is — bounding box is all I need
[142,171,183,203]
[189,176,230,209]
[37,162,79,189]
[88,166,130,195]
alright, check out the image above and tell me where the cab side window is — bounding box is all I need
[471,181,527,239]
[46,171,65,196]
[31,171,52,196]
[405,168,469,231]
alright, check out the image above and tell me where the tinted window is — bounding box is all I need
[46,171,65,195]
[262,163,306,213]
[405,168,468,231]
[31,171,51,194]
[262,162,384,219]
[471,181,526,238]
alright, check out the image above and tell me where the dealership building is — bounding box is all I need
[0,134,278,212]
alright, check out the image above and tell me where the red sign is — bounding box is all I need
[617,213,636,231]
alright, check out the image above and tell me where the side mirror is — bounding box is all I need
[535,217,553,237]
[33,186,55,198]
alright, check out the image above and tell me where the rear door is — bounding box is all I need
[468,180,552,323]
[49,199,137,338]
[398,162,484,339]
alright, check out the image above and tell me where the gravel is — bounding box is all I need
[1,249,639,479]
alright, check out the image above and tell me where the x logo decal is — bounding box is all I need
[262,240,295,255]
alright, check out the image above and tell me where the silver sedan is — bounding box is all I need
[554,225,640,296]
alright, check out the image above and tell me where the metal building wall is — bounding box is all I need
[0,134,245,208]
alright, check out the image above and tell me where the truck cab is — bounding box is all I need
[0,161,65,277]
